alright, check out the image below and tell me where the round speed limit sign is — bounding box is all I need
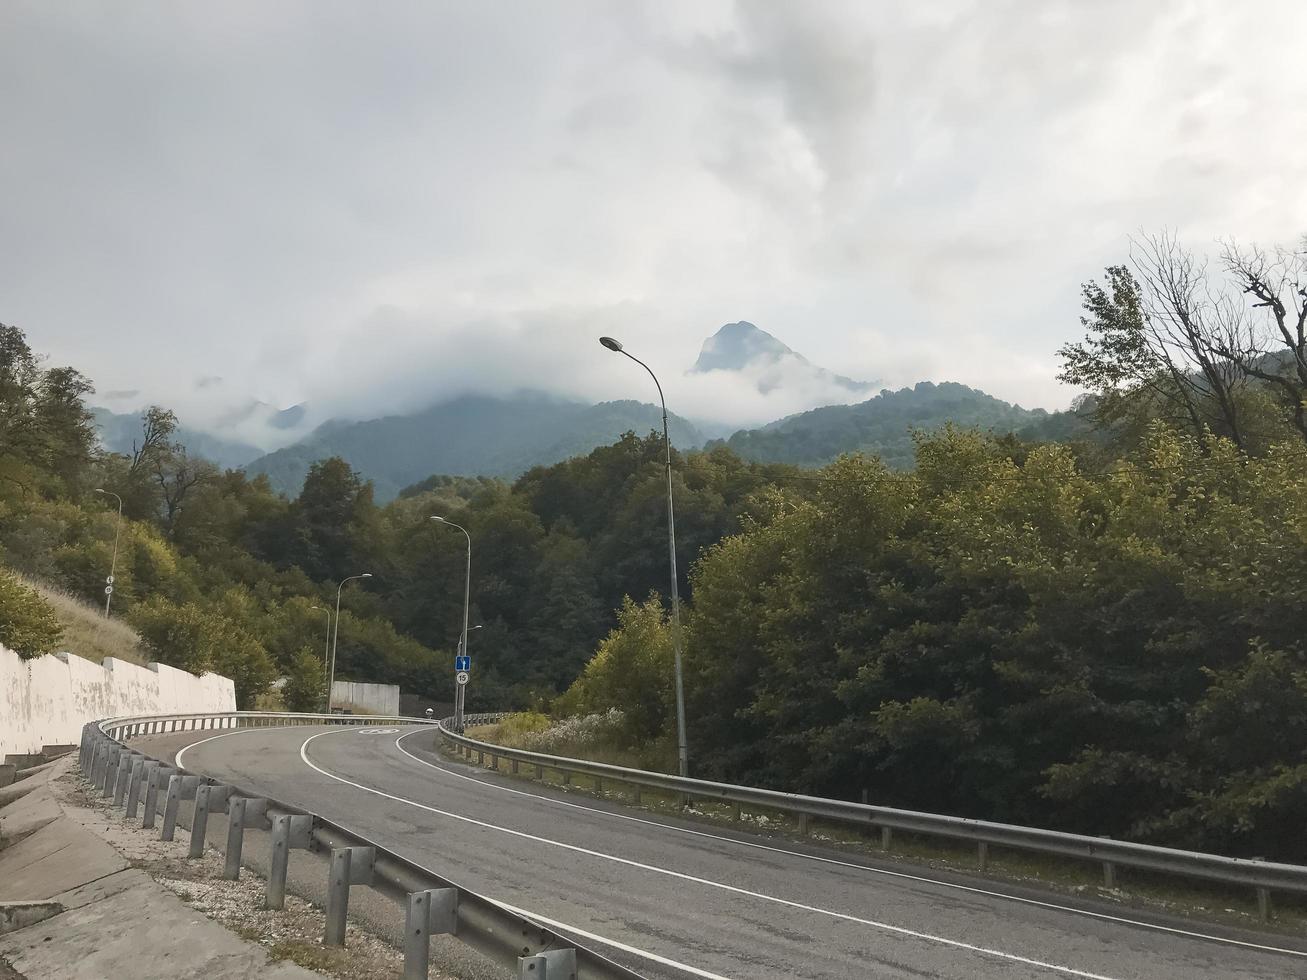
[455,670,469,686]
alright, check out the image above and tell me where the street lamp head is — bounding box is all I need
[94,487,105,493]
[430,516,445,523]
[361,573,373,579]
[599,336,623,352]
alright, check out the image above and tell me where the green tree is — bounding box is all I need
[556,594,675,744]
[0,570,63,658]
[282,646,326,712]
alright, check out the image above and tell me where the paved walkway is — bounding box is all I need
[0,756,323,980]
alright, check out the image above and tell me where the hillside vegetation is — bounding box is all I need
[16,572,149,665]
[244,395,706,500]
[6,229,1307,861]
[714,381,1048,468]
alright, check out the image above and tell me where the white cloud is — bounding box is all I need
[3,0,1305,448]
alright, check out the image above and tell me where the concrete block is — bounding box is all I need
[0,878,322,979]
[0,764,15,788]
[40,744,76,760]
[0,900,63,935]
[3,755,45,771]
[51,868,151,912]
[0,788,59,850]
[0,818,128,901]
[13,760,57,783]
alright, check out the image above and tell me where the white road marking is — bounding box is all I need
[490,898,736,980]
[175,727,259,770]
[299,730,1122,980]
[392,729,1307,961]
[177,726,737,978]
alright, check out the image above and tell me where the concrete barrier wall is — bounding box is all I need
[332,680,400,716]
[0,643,235,755]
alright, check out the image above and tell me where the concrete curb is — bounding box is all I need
[0,901,63,935]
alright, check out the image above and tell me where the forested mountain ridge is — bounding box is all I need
[92,406,262,470]
[244,394,706,500]
[714,381,1049,468]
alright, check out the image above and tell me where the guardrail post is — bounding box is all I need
[880,826,892,851]
[161,775,201,841]
[511,759,520,775]
[112,751,138,806]
[731,802,740,821]
[224,798,270,880]
[142,765,173,829]
[404,887,458,979]
[519,948,576,978]
[561,772,570,786]
[189,784,232,858]
[1250,858,1272,922]
[476,750,484,765]
[267,813,314,909]
[798,813,810,837]
[325,846,375,946]
[101,746,122,797]
[89,740,107,786]
[593,776,603,795]
[977,841,989,871]
[1096,836,1115,888]
[126,758,153,819]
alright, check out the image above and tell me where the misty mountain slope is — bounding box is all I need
[91,407,262,469]
[243,393,704,500]
[691,320,878,398]
[713,381,1049,468]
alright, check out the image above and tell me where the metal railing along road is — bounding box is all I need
[438,717,1307,922]
[81,710,647,980]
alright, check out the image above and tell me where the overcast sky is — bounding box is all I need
[4,1,1305,445]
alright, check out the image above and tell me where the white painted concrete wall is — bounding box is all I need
[331,680,400,716]
[0,643,235,756]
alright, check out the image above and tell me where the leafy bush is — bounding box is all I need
[282,647,326,712]
[0,568,64,658]
[128,596,276,707]
[554,594,674,742]
[515,709,627,753]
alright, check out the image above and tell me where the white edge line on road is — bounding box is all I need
[392,728,1307,961]
[174,728,730,977]
[299,730,1121,980]
[487,897,735,980]
[175,727,261,770]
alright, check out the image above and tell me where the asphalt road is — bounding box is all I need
[148,723,1307,980]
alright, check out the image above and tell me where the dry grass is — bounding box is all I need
[14,571,150,666]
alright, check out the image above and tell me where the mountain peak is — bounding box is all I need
[690,320,878,399]
[691,321,797,373]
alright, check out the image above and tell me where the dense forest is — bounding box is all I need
[559,233,1307,860]
[0,321,796,711]
[5,230,1307,859]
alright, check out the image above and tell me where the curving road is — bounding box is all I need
[146,723,1307,980]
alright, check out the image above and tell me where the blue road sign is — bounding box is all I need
[455,655,471,671]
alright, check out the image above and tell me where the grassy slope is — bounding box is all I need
[17,572,149,666]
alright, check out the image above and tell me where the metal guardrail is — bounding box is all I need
[438,718,1307,921]
[81,711,647,980]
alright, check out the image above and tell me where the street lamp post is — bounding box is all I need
[328,573,372,713]
[598,336,690,778]
[94,489,123,618]
[309,605,331,709]
[432,516,472,730]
